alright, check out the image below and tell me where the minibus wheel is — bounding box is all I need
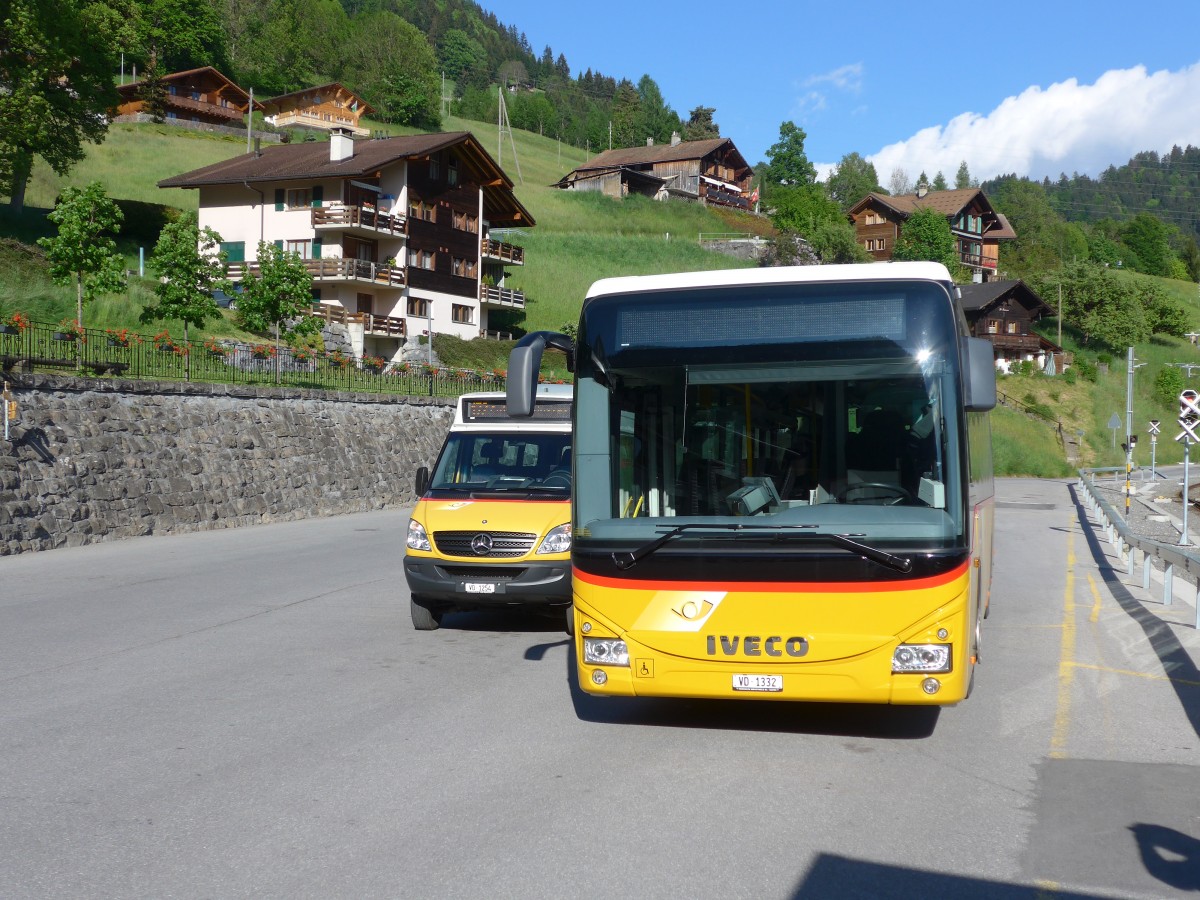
[410,596,444,631]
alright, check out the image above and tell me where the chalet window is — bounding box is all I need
[430,157,440,179]
[408,198,436,222]
[408,297,429,317]
[452,257,477,278]
[190,90,200,101]
[452,304,473,324]
[1007,322,1019,334]
[409,248,436,270]
[453,210,478,233]
[987,320,999,334]
[219,241,245,263]
[286,188,311,209]
[285,239,311,257]
[448,155,458,187]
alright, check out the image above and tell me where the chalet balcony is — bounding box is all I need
[985,333,1042,352]
[165,94,244,121]
[311,302,406,338]
[312,204,406,239]
[480,283,525,309]
[482,238,524,265]
[270,111,369,136]
[228,257,405,289]
[960,251,997,270]
[702,186,750,210]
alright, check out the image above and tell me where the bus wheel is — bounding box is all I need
[565,605,575,636]
[410,596,443,631]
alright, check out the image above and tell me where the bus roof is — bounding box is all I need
[457,383,572,405]
[584,261,955,302]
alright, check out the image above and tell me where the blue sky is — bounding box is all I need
[489,0,1200,185]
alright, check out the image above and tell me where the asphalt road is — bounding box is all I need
[2,477,1198,899]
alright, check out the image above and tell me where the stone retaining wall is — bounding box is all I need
[0,375,455,554]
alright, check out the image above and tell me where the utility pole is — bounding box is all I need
[246,88,253,154]
[496,85,522,183]
[1057,283,1062,348]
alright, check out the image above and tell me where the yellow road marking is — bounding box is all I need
[1067,661,1200,688]
[1050,520,1077,759]
[1087,572,1103,623]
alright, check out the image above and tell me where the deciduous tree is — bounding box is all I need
[760,121,816,189]
[825,152,881,209]
[143,211,230,380]
[891,207,961,272]
[37,182,127,366]
[236,242,321,382]
[1,0,127,211]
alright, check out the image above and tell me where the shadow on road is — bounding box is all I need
[1070,483,1200,739]
[1129,823,1200,891]
[790,852,1119,900]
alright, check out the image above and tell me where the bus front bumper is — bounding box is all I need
[404,556,572,607]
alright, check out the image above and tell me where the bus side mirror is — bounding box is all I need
[961,337,997,412]
[415,466,429,496]
[507,330,575,418]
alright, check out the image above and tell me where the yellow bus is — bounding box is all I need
[507,263,995,704]
[404,385,573,630]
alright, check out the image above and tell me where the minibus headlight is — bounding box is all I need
[406,518,431,552]
[536,523,572,554]
[583,638,629,667]
[892,644,951,674]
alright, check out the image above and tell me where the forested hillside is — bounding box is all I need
[120,0,712,153]
[981,147,1200,284]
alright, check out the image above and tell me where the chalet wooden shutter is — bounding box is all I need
[311,185,323,207]
[275,189,284,211]
[274,239,284,251]
[312,236,322,258]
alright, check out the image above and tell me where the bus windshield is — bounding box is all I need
[428,431,573,495]
[573,279,965,548]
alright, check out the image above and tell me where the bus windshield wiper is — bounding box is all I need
[612,524,912,574]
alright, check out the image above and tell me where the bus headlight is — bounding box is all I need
[536,523,572,554]
[406,518,431,551]
[583,638,629,667]
[892,644,951,674]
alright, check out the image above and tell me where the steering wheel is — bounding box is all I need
[540,472,570,489]
[836,482,915,505]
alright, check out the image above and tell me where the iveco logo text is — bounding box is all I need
[706,635,808,657]
[470,534,493,555]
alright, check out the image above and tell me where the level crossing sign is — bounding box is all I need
[1178,390,1200,443]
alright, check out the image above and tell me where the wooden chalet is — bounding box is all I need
[553,134,754,209]
[847,187,1015,282]
[115,67,256,127]
[259,84,375,137]
[159,130,533,352]
[959,280,1067,373]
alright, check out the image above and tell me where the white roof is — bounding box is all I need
[585,261,953,301]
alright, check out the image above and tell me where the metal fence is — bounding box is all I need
[0,320,508,399]
[1077,468,1200,628]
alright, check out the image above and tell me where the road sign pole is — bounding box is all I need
[1182,440,1191,547]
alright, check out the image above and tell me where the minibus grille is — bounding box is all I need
[434,530,537,558]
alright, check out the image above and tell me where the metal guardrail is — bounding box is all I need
[1077,468,1200,628]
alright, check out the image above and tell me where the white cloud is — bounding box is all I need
[863,63,1200,183]
[803,63,864,93]
[793,63,862,119]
